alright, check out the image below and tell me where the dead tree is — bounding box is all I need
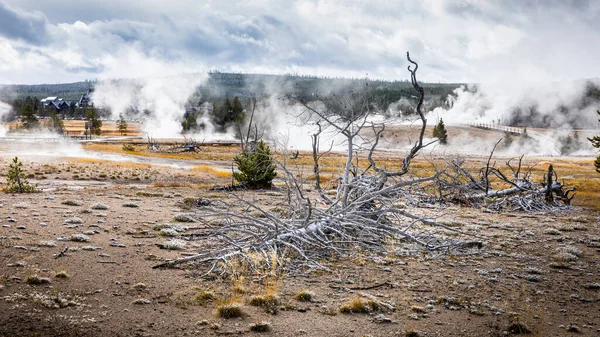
[153,53,480,274]
[440,151,575,213]
[545,164,554,203]
[235,97,263,153]
[147,135,159,151]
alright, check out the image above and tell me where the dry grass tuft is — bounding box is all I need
[293,290,314,302]
[339,296,381,314]
[190,289,217,305]
[26,275,52,285]
[248,294,280,307]
[215,302,245,319]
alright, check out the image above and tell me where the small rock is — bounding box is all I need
[373,314,392,323]
[16,226,26,230]
[62,200,83,206]
[70,234,91,242]
[91,203,109,210]
[64,217,84,224]
[173,214,197,222]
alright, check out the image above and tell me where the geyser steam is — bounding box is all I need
[0,100,12,137]
[92,74,208,138]
[430,79,600,128]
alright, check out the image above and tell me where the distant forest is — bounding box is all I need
[0,72,461,110]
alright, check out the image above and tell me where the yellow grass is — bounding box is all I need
[58,136,600,212]
[190,165,232,178]
[5,120,142,137]
[82,143,236,162]
[62,120,141,137]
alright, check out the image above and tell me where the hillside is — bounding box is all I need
[0,72,462,108]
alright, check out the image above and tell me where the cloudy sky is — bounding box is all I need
[0,0,599,84]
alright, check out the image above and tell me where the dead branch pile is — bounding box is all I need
[439,147,575,213]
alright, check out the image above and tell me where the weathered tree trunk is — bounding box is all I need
[545,164,554,203]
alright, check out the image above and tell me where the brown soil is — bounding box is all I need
[0,148,599,337]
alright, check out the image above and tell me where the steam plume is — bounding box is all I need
[92,74,208,138]
[0,100,11,137]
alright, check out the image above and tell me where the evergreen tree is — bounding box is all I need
[589,110,600,173]
[49,110,64,134]
[21,104,39,129]
[433,118,448,145]
[181,111,197,132]
[211,97,233,132]
[4,157,37,193]
[116,113,128,136]
[24,96,33,108]
[233,140,277,189]
[232,96,244,122]
[86,104,102,136]
[69,101,76,118]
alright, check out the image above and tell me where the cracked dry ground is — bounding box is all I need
[0,183,599,337]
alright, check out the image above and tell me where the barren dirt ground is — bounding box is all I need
[0,143,599,337]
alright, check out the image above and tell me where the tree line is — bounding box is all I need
[4,95,103,136]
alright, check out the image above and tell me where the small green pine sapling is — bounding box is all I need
[233,140,277,188]
[4,157,38,193]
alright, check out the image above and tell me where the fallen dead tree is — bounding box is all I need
[153,53,482,274]
[147,135,203,153]
[438,143,575,213]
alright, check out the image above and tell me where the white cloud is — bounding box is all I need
[0,0,598,84]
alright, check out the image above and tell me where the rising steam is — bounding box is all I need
[0,100,11,137]
[429,79,600,128]
[92,74,208,138]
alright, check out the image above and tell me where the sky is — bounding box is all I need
[0,0,599,84]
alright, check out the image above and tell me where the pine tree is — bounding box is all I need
[233,140,277,189]
[49,110,64,134]
[21,104,39,129]
[433,118,448,145]
[86,104,102,136]
[589,110,600,173]
[4,157,37,193]
[116,113,128,136]
[232,96,244,122]
[69,101,76,118]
